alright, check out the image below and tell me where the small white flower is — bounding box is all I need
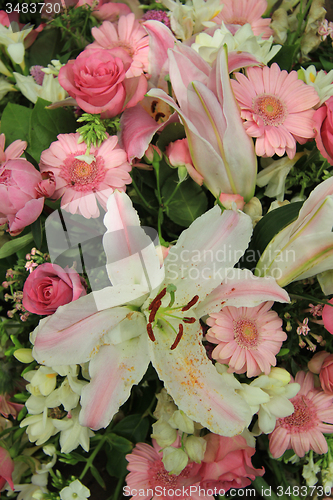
[20,413,58,445]
[60,479,90,500]
[302,453,320,486]
[298,65,333,107]
[0,22,33,65]
[24,366,57,396]
[14,72,67,104]
[184,435,206,463]
[192,23,281,65]
[52,407,94,454]
[168,410,195,434]
[151,420,178,447]
[162,447,189,475]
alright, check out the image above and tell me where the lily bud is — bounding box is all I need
[162,447,188,475]
[14,348,34,364]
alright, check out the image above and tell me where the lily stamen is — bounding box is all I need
[170,324,184,350]
[147,323,156,342]
[181,295,199,311]
[148,287,167,310]
[149,300,161,323]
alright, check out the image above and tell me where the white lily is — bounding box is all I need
[32,191,289,436]
[256,177,333,286]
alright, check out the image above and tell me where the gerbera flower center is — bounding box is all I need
[60,154,106,192]
[234,318,258,348]
[149,459,191,489]
[253,94,287,126]
[109,41,134,57]
[281,395,318,432]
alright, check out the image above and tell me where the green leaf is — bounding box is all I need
[277,348,290,357]
[112,414,149,443]
[157,122,186,152]
[29,29,62,67]
[269,44,300,71]
[105,444,129,478]
[1,103,32,145]
[106,434,132,453]
[90,465,106,489]
[28,98,77,163]
[319,56,333,72]
[241,202,303,269]
[31,218,43,249]
[162,177,208,227]
[0,233,34,259]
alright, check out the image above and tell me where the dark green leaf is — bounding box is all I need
[90,465,106,489]
[29,29,62,67]
[31,218,43,249]
[28,98,77,163]
[162,177,208,227]
[0,233,34,259]
[241,202,303,269]
[157,122,186,152]
[1,103,32,145]
[277,348,290,357]
[112,414,149,443]
[319,56,333,72]
[269,44,300,71]
[106,434,132,453]
[105,444,129,478]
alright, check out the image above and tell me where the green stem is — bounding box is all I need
[289,293,333,305]
[130,176,154,212]
[79,435,106,480]
[113,475,126,500]
[164,182,181,206]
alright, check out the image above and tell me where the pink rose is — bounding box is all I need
[320,354,333,394]
[58,47,147,118]
[199,434,264,492]
[166,138,204,186]
[76,0,131,22]
[0,159,55,235]
[314,97,333,165]
[23,263,87,315]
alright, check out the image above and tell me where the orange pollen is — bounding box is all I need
[253,94,287,126]
[234,318,258,348]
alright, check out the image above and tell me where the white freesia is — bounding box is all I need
[257,153,305,201]
[0,23,33,66]
[32,191,289,437]
[0,77,15,100]
[298,65,333,107]
[14,473,48,500]
[151,421,178,447]
[191,23,281,65]
[24,367,57,397]
[184,435,207,463]
[168,410,195,434]
[160,0,222,40]
[14,72,67,104]
[302,453,320,486]
[60,479,90,500]
[52,407,94,454]
[20,413,58,445]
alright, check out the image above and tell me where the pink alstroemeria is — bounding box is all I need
[256,177,333,287]
[32,191,288,435]
[147,45,257,201]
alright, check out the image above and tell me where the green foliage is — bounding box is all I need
[76,113,120,148]
[162,176,208,226]
[1,103,32,145]
[0,233,34,259]
[29,29,62,67]
[29,98,77,163]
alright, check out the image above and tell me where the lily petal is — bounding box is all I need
[149,321,252,436]
[32,287,149,366]
[164,208,253,306]
[80,334,149,429]
[196,269,289,317]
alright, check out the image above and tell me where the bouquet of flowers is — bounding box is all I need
[1,0,333,498]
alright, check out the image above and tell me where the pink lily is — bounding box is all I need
[256,177,333,286]
[0,447,14,491]
[147,45,257,201]
[32,192,288,435]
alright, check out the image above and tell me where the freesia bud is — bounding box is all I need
[162,447,188,475]
[268,367,291,385]
[14,348,34,364]
[151,421,178,447]
[168,410,194,434]
[184,435,206,463]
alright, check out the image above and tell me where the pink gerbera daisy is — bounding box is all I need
[39,133,131,218]
[269,371,333,458]
[214,0,273,39]
[206,301,287,378]
[231,63,320,158]
[126,440,206,500]
[89,14,149,78]
[0,133,26,168]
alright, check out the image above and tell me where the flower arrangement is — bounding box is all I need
[1,0,333,498]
